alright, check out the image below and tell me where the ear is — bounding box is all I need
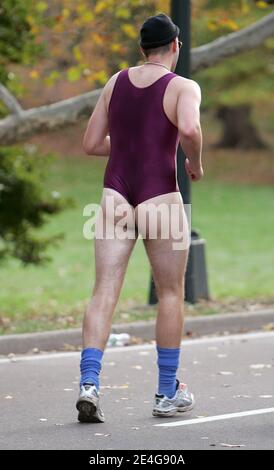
[172,40,177,52]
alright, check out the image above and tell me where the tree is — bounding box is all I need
[193,0,274,148]
[0,0,43,86]
[0,5,273,145]
[0,145,66,264]
[0,0,68,264]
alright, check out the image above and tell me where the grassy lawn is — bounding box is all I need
[1,118,274,334]
[192,180,274,298]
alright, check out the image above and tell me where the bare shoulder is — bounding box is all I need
[103,70,121,94]
[107,70,121,85]
[102,70,123,108]
[174,76,201,101]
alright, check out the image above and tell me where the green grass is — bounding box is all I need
[191,181,274,298]
[1,154,274,334]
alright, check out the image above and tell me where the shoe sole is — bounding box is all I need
[152,394,195,418]
[76,398,105,423]
[152,408,178,417]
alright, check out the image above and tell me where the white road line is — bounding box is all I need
[154,407,274,428]
[1,330,274,364]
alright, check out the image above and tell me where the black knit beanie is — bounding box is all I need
[139,13,180,49]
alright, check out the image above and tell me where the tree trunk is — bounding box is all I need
[214,104,267,149]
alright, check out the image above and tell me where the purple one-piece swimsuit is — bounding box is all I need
[104,68,180,208]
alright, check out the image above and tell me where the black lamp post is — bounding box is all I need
[148,0,209,304]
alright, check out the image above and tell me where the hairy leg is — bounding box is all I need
[135,192,190,348]
[83,188,137,350]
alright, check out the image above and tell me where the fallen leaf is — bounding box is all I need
[0,317,11,328]
[262,323,274,331]
[63,344,77,352]
[185,330,193,337]
[130,336,145,345]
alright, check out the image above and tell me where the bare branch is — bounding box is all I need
[0,84,23,115]
[1,12,274,145]
[192,11,274,72]
[0,88,101,145]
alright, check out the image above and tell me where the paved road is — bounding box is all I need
[1,331,274,450]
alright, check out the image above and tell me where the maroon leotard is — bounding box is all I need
[104,67,180,208]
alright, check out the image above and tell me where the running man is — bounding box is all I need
[76,13,203,422]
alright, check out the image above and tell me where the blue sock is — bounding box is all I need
[80,347,104,390]
[157,346,180,399]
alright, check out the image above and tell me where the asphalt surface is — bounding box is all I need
[1,331,274,450]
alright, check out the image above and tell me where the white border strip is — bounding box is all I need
[154,407,274,428]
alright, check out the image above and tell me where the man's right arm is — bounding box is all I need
[176,79,203,182]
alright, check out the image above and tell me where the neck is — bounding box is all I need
[144,56,172,71]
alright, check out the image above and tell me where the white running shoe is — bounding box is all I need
[76,384,105,423]
[152,379,195,417]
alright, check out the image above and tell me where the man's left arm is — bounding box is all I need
[82,84,110,157]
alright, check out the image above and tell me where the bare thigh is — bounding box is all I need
[93,188,137,298]
[134,192,190,296]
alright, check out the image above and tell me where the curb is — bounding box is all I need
[0,308,274,356]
